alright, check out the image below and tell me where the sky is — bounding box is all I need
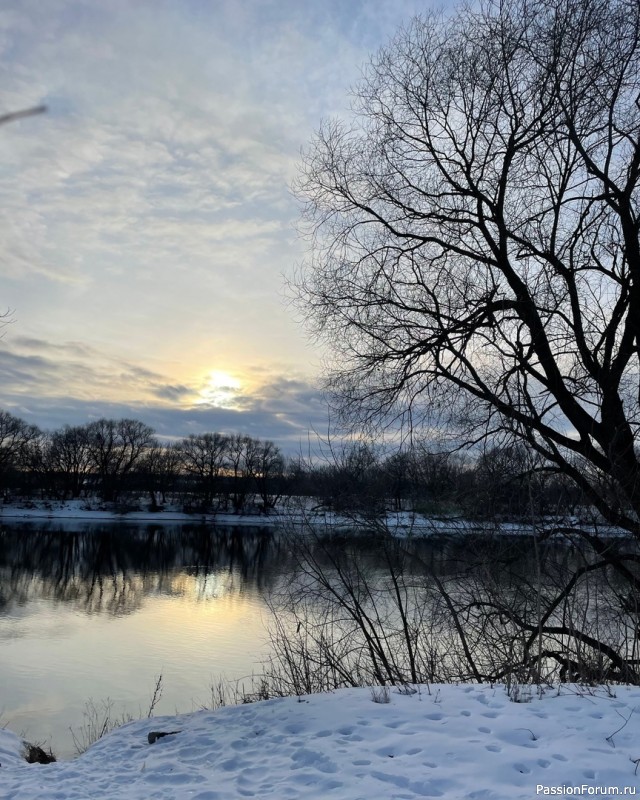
[0,0,433,452]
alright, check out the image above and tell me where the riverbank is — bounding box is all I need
[0,497,626,538]
[0,497,464,534]
[1,683,638,799]
[0,497,286,527]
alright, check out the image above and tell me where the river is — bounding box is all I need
[0,521,286,757]
[1,519,635,758]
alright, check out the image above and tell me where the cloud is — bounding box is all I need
[0,335,328,452]
[0,336,185,403]
[150,383,193,403]
[0,0,430,442]
[0,382,330,455]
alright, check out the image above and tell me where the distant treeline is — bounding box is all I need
[0,410,583,518]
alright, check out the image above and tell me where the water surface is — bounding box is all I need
[2,520,631,758]
[0,522,284,757]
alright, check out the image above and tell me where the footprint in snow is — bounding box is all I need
[290,747,339,774]
[230,739,249,751]
[220,757,245,772]
[320,779,343,791]
[284,723,305,734]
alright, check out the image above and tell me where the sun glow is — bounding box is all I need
[197,370,243,409]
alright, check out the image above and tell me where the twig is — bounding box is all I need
[147,673,164,718]
[606,707,635,748]
[0,105,47,126]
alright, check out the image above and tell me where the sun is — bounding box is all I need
[197,370,243,409]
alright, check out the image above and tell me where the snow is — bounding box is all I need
[3,502,636,795]
[0,498,283,527]
[1,498,627,537]
[1,684,639,799]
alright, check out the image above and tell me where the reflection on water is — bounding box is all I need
[0,522,286,757]
[0,522,284,612]
[2,522,632,758]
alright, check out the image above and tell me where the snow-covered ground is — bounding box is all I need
[0,498,284,527]
[0,497,624,537]
[1,684,639,799]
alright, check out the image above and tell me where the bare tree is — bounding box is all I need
[409,444,466,515]
[85,418,155,502]
[225,434,255,513]
[138,441,182,509]
[47,425,93,499]
[296,0,640,533]
[0,410,39,493]
[319,440,384,517]
[246,438,285,513]
[177,432,228,507]
[293,0,640,683]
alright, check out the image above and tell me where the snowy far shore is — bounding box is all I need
[0,498,627,537]
[0,498,285,527]
[1,684,639,799]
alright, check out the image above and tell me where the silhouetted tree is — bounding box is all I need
[0,410,39,493]
[296,0,640,535]
[294,0,640,682]
[177,432,229,507]
[85,419,155,501]
[247,439,285,512]
[47,425,92,499]
[225,434,256,513]
[138,442,182,509]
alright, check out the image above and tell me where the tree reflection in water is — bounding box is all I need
[0,523,284,616]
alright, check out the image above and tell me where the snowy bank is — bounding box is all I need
[0,499,627,538]
[1,684,639,799]
[0,499,283,528]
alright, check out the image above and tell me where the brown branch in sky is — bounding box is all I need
[0,105,47,126]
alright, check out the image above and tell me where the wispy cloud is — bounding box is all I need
[0,0,428,443]
[0,335,327,451]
